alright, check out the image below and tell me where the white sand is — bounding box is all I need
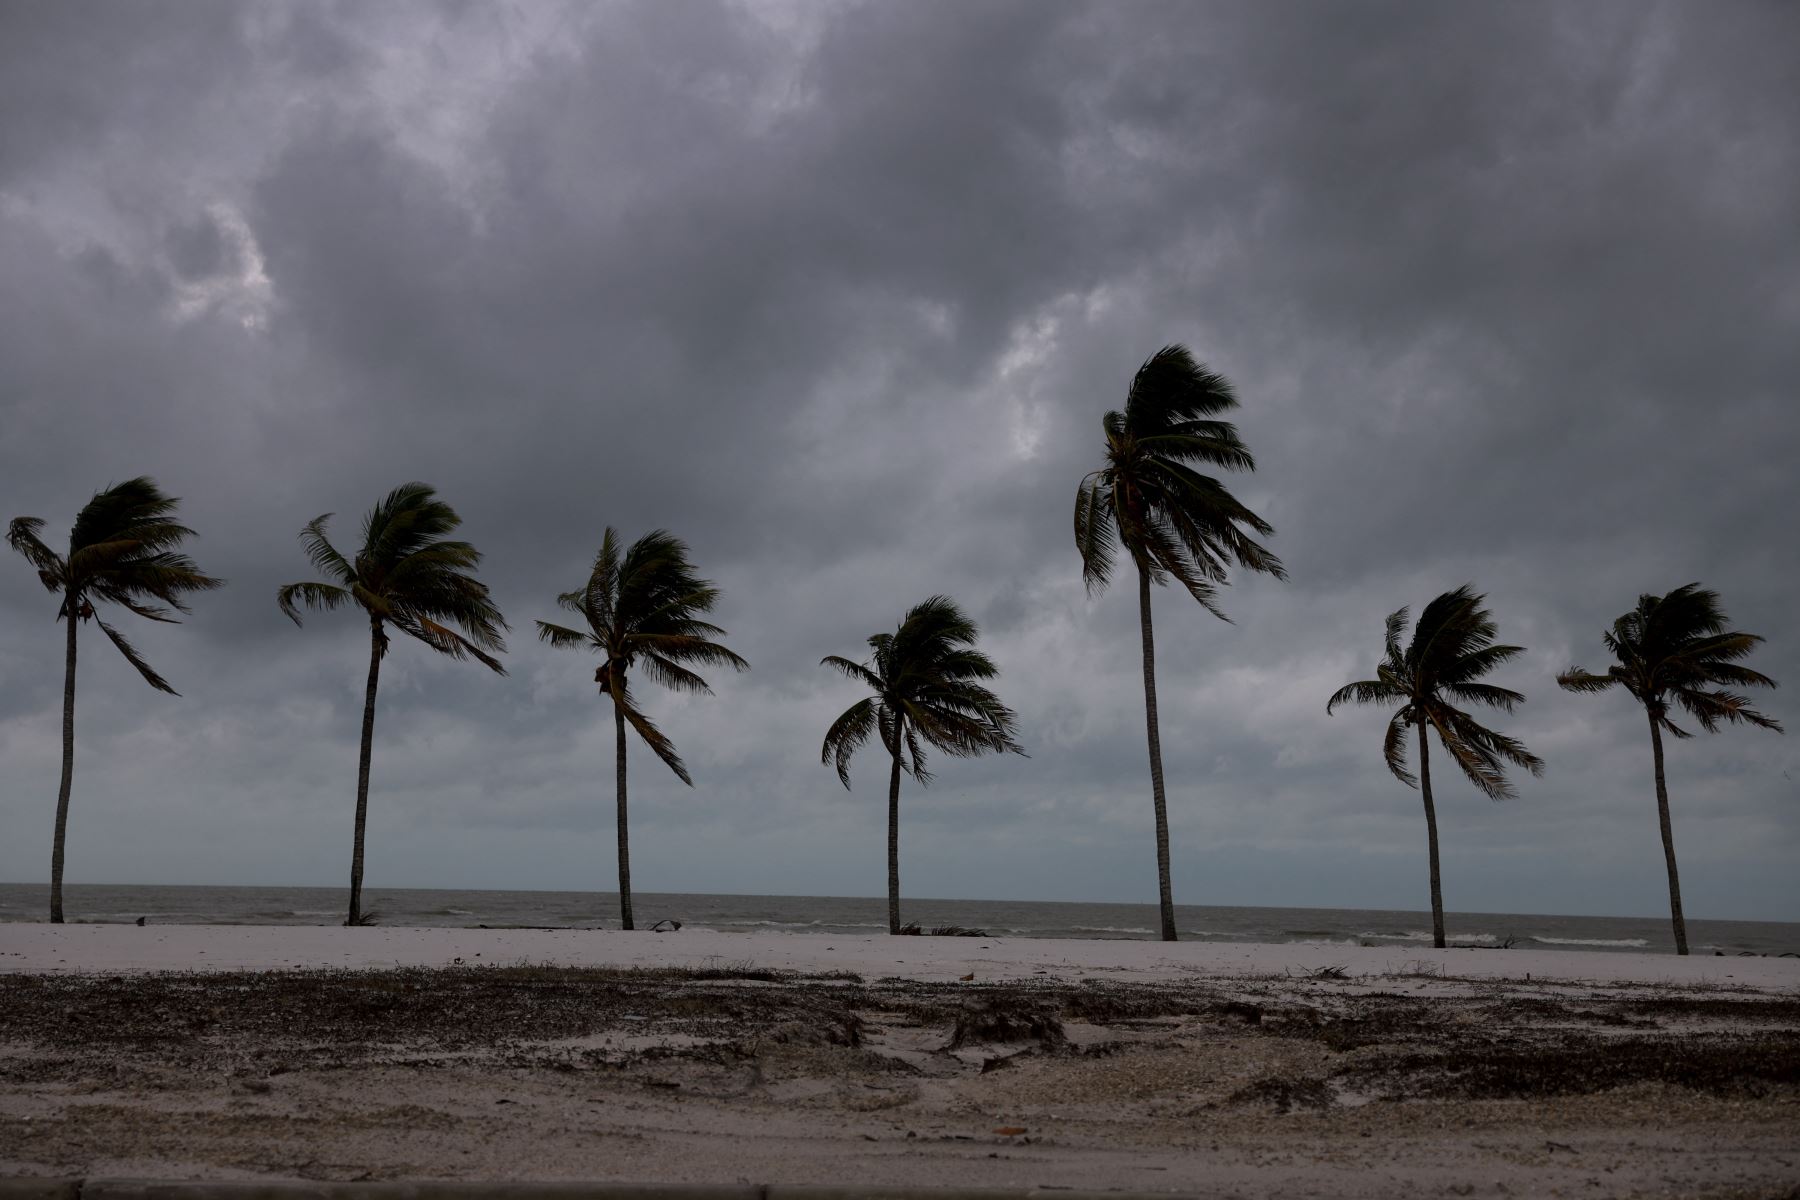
[4,922,1796,992]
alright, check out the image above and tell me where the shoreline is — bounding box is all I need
[4,922,1797,992]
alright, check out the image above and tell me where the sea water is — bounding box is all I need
[1,882,1794,956]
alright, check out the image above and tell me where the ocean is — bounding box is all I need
[1,883,1794,956]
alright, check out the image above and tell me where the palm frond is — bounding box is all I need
[631,633,749,673]
[297,514,354,584]
[1382,712,1416,788]
[639,653,713,694]
[1073,472,1116,594]
[535,620,593,649]
[615,689,692,786]
[6,516,66,588]
[1556,667,1620,694]
[821,654,885,692]
[1383,606,1408,665]
[1671,687,1783,734]
[1327,678,1405,714]
[1441,681,1526,712]
[276,581,353,627]
[392,614,506,674]
[820,697,879,789]
[94,617,177,695]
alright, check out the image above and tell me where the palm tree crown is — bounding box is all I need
[537,528,747,784]
[277,481,507,667]
[1074,344,1284,612]
[821,595,1024,788]
[1557,583,1781,738]
[9,477,223,693]
[1328,585,1545,798]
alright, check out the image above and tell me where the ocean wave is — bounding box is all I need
[1357,930,1499,945]
[1184,930,1252,938]
[712,928,889,935]
[1529,935,1648,948]
[1069,925,1153,935]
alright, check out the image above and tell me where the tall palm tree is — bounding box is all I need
[1074,345,1284,941]
[7,478,222,923]
[536,529,746,930]
[1557,584,1781,955]
[820,595,1024,935]
[1328,586,1544,948]
[277,482,507,926]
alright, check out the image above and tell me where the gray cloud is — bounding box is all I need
[2,0,1795,921]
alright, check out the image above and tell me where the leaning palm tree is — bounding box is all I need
[1558,584,1781,955]
[1328,586,1544,948]
[277,482,507,926]
[7,478,222,922]
[820,595,1024,935]
[536,529,746,930]
[1074,345,1285,941]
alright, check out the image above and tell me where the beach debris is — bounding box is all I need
[649,919,682,932]
[947,999,1066,1051]
[897,922,989,937]
[1216,1000,1264,1025]
[135,916,146,926]
[1305,964,1349,980]
[1228,1074,1334,1113]
[992,1125,1027,1136]
[959,972,975,982]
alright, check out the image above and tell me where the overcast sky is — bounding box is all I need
[2,1,1796,922]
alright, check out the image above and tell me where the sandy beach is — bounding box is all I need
[3,925,1798,1196]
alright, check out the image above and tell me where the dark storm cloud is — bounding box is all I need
[2,1,1795,920]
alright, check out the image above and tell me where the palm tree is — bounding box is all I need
[1073,345,1284,941]
[1557,584,1781,955]
[820,595,1024,935]
[535,529,746,930]
[7,478,223,923]
[277,482,507,926]
[1327,586,1544,948]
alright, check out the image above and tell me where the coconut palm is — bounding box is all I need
[1073,345,1284,941]
[536,529,746,930]
[1327,586,1544,948]
[7,478,223,923]
[1557,584,1781,955]
[820,595,1024,935]
[277,482,507,926]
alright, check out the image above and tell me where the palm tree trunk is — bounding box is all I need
[1417,722,1446,950]
[887,741,904,936]
[49,600,78,924]
[1648,715,1687,955]
[1137,564,1178,943]
[615,700,634,931]
[347,620,384,926]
